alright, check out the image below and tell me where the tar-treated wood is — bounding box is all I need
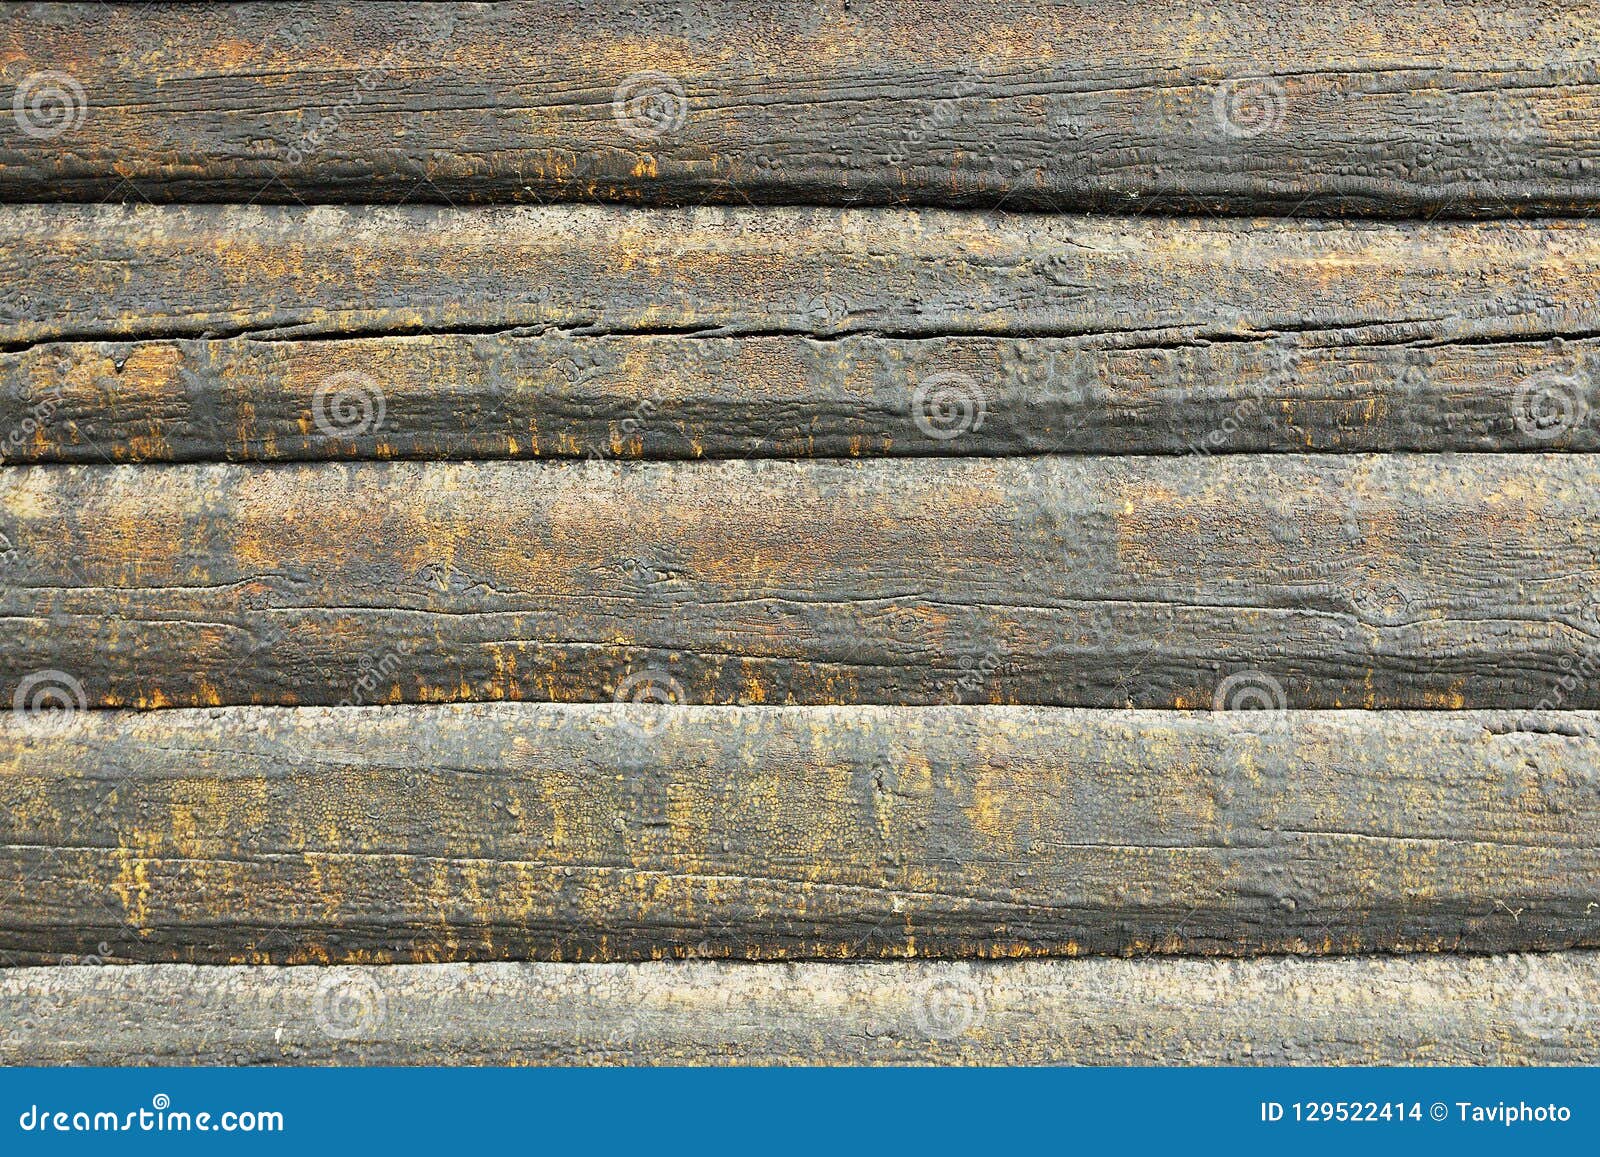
[0,704,1595,963]
[2,454,1598,712]
[11,330,1600,465]
[7,205,1600,463]
[3,1,1598,1069]
[8,206,1600,351]
[4,2,1600,216]
[4,955,1597,1065]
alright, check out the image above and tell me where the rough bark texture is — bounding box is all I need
[4,2,1600,215]
[3,955,1597,1065]
[3,454,1599,711]
[0,704,1595,963]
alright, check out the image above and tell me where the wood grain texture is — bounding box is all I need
[3,454,1599,711]
[6,204,1600,462]
[1,704,1595,963]
[11,331,1600,465]
[8,204,1599,349]
[4,955,1597,1065]
[4,1,1600,215]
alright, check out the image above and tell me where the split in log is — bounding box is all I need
[5,205,1600,462]
[8,330,1600,464]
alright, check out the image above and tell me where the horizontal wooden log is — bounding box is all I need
[0,704,1595,963]
[6,204,1600,462]
[7,205,1600,350]
[9,331,1600,465]
[4,2,1600,215]
[2,454,1598,710]
[3,954,1597,1065]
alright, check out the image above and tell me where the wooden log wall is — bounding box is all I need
[0,1,1596,1065]
[7,955,1598,1065]
[5,1,1600,215]
[1,704,1597,963]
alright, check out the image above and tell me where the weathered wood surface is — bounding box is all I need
[3,454,1599,711]
[4,955,1596,1065]
[5,2,1600,215]
[7,205,1600,462]
[5,203,1600,345]
[11,331,1600,465]
[1,704,1595,963]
